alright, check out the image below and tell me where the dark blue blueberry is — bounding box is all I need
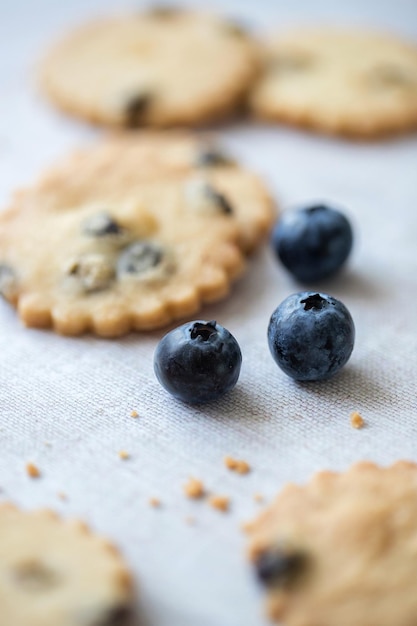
[268,292,355,382]
[154,320,242,404]
[255,548,306,587]
[271,204,353,283]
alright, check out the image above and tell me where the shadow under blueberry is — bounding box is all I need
[175,384,281,429]
[309,268,388,302]
[292,364,396,413]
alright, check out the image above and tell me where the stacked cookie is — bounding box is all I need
[251,29,417,138]
[40,9,259,128]
[39,9,417,137]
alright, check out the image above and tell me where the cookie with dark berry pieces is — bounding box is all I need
[251,29,417,138]
[246,461,417,626]
[39,9,259,128]
[62,132,276,253]
[0,503,134,626]
[0,138,255,336]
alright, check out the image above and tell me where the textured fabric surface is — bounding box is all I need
[1,1,417,625]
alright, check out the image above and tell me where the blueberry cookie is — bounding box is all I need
[62,132,275,252]
[246,461,417,626]
[0,503,133,626]
[0,140,250,336]
[40,9,259,128]
[251,29,417,138]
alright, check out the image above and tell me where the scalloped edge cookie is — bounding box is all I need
[52,131,276,253]
[251,29,417,138]
[246,461,417,626]
[0,139,250,337]
[0,502,134,626]
[39,9,259,128]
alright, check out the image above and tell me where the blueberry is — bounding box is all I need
[154,320,242,404]
[268,292,355,381]
[271,204,353,283]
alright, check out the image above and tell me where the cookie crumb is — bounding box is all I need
[253,493,264,503]
[149,497,161,508]
[185,516,196,525]
[44,441,52,447]
[224,455,251,474]
[350,411,365,429]
[130,410,139,418]
[57,491,67,501]
[118,450,130,460]
[209,495,230,512]
[26,462,41,478]
[184,477,205,499]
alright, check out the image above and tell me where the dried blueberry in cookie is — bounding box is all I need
[95,605,133,626]
[271,204,353,283]
[124,92,153,127]
[369,64,417,88]
[207,187,233,215]
[195,147,235,168]
[186,179,233,215]
[67,254,115,293]
[145,5,182,19]
[154,320,242,404]
[267,292,355,381]
[0,264,18,300]
[117,241,163,276]
[83,212,123,237]
[12,560,61,591]
[221,18,249,38]
[255,548,306,587]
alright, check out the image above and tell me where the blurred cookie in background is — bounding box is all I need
[0,503,134,626]
[39,7,259,128]
[251,29,417,138]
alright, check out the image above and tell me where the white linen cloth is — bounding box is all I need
[1,1,417,624]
